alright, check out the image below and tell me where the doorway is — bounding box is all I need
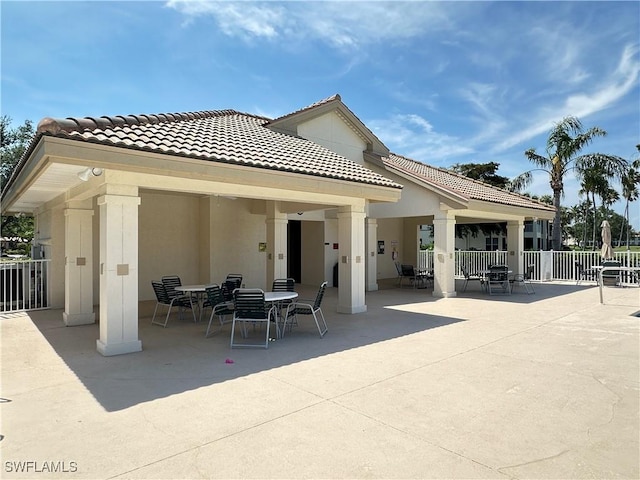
[288,220,301,283]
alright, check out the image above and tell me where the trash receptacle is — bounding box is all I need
[333,263,339,287]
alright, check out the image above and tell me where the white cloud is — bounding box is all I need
[369,113,474,162]
[492,44,640,153]
[165,0,464,49]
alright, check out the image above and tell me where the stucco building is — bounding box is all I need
[1,94,555,355]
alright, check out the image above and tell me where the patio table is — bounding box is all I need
[175,284,216,322]
[478,269,513,293]
[264,291,298,339]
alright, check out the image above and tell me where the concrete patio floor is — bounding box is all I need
[1,280,639,479]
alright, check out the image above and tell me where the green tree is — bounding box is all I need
[449,162,510,243]
[450,162,511,189]
[512,116,628,251]
[619,152,640,247]
[1,116,35,256]
[1,116,34,189]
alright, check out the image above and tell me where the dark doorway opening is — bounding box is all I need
[288,220,301,283]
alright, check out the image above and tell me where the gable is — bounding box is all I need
[297,111,368,164]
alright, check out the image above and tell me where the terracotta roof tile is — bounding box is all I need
[35,109,402,189]
[385,153,555,212]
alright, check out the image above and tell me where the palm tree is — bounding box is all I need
[512,116,627,251]
[618,157,640,247]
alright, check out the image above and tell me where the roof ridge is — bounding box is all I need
[269,94,341,123]
[36,109,243,135]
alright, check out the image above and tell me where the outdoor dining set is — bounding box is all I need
[460,264,535,295]
[150,274,328,349]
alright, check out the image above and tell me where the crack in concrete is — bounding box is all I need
[498,448,571,474]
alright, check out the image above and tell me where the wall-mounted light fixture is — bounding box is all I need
[77,167,103,182]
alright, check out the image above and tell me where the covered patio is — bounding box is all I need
[2,282,638,478]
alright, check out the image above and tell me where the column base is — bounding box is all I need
[366,283,379,292]
[432,290,458,298]
[337,305,367,314]
[96,339,142,356]
[63,312,96,326]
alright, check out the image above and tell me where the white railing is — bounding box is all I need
[0,259,50,312]
[417,249,640,285]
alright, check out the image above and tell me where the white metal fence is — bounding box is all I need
[0,259,50,313]
[1,251,637,313]
[418,249,640,285]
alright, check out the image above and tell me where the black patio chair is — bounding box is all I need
[460,265,484,292]
[400,264,428,288]
[202,284,234,337]
[575,262,597,285]
[151,280,193,327]
[600,260,621,287]
[230,289,276,349]
[221,277,242,301]
[510,264,535,294]
[283,281,328,338]
[487,265,511,295]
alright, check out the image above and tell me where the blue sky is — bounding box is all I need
[2,1,639,228]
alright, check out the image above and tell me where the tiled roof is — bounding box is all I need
[34,109,403,189]
[269,94,342,123]
[384,153,555,211]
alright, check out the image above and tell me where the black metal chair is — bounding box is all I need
[510,264,535,294]
[394,262,404,286]
[221,277,242,301]
[161,275,196,322]
[230,289,276,349]
[283,282,328,338]
[487,265,511,295]
[151,280,193,327]
[272,278,296,327]
[601,260,622,287]
[460,265,484,292]
[202,284,234,337]
[575,262,597,285]
[400,264,428,288]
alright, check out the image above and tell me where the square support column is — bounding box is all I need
[96,193,142,356]
[432,210,457,298]
[337,204,366,313]
[266,201,288,287]
[507,219,525,276]
[63,205,95,326]
[365,217,378,291]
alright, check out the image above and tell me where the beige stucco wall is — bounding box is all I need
[298,112,367,164]
[138,191,202,301]
[376,217,403,279]
[206,196,267,290]
[137,193,268,298]
[300,221,325,286]
[367,165,442,219]
[323,218,339,286]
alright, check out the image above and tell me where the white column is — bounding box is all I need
[432,210,457,298]
[266,201,288,287]
[96,193,142,356]
[507,219,524,276]
[337,204,366,313]
[63,205,95,326]
[365,217,378,291]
